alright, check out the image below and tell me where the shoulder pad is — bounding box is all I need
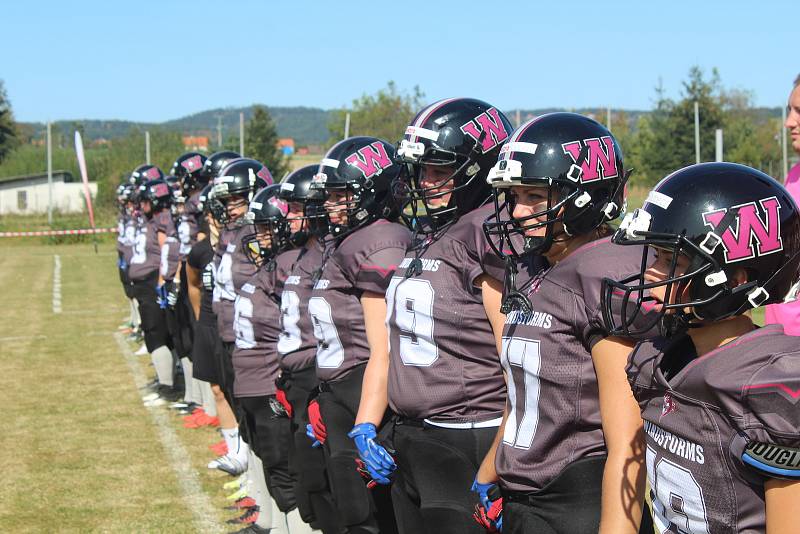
[742,441,800,479]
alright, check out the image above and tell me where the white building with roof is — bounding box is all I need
[0,171,97,215]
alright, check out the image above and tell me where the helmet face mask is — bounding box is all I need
[601,162,800,337]
[138,179,172,218]
[240,184,290,267]
[212,158,273,229]
[394,98,513,235]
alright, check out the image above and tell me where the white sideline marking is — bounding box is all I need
[52,255,62,313]
[114,333,223,533]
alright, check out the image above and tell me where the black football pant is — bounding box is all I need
[502,456,605,534]
[240,395,296,513]
[165,263,194,358]
[318,365,397,534]
[130,272,171,353]
[390,420,496,534]
[283,366,344,534]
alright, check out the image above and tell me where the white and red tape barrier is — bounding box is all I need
[0,227,118,238]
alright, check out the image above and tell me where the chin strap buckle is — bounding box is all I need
[704,271,728,287]
[747,286,770,308]
[700,232,722,254]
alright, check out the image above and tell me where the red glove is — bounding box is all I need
[275,388,293,418]
[307,399,327,444]
[473,497,503,532]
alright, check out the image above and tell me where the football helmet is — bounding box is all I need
[310,136,401,242]
[212,158,273,226]
[394,97,513,234]
[172,152,208,192]
[138,179,172,216]
[129,164,165,186]
[241,184,290,267]
[278,164,325,246]
[483,112,627,259]
[201,150,241,181]
[602,162,800,336]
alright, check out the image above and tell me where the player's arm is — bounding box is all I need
[186,261,202,321]
[474,274,507,484]
[157,230,167,286]
[766,478,800,534]
[355,290,390,426]
[593,335,645,534]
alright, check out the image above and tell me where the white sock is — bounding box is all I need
[220,428,249,464]
[131,298,141,328]
[284,507,314,534]
[180,358,195,404]
[151,345,174,386]
[250,453,274,529]
[198,381,217,416]
[128,299,137,325]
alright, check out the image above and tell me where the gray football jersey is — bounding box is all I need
[213,224,259,343]
[276,246,317,372]
[129,210,175,281]
[629,324,800,533]
[495,237,653,492]
[177,191,202,258]
[386,205,516,422]
[310,220,411,383]
[232,267,282,398]
[117,213,137,263]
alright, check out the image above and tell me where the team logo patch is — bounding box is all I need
[701,196,783,263]
[181,155,203,172]
[256,166,273,185]
[267,196,288,215]
[143,167,161,179]
[460,107,510,153]
[561,136,619,183]
[345,141,392,179]
[661,392,677,417]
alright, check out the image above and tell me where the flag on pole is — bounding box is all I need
[74,131,96,229]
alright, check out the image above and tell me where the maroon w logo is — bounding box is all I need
[702,197,783,263]
[460,107,510,153]
[345,142,392,179]
[561,136,619,183]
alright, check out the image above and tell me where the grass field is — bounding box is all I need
[0,242,243,532]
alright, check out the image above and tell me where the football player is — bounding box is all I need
[478,113,653,533]
[230,184,314,532]
[353,98,521,534]
[128,173,181,404]
[276,165,344,534]
[208,157,273,476]
[603,162,800,534]
[115,181,140,337]
[306,137,410,534]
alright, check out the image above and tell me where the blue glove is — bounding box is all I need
[117,258,128,270]
[471,477,495,510]
[156,284,168,309]
[348,423,396,485]
[305,423,322,448]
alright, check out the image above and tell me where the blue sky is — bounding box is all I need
[4,0,796,123]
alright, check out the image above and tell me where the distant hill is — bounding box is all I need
[18,105,783,148]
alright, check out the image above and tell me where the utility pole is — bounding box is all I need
[47,122,53,225]
[694,101,701,164]
[239,112,245,155]
[515,109,521,128]
[145,131,151,164]
[344,112,351,139]
[216,114,223,148]
[715,129,723,162]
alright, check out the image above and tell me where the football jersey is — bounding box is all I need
[232,266,282,398]
[160,230,181,282]
[116,212,137,264]
[495,237,653,492]
[187,236,216,326]
[177,191,203,258]
[310,220,411,383]
[386,204,522,422]
[129,210,175,281]
[213,224,259,343]
[629,324,800,533]
[275,246,316,372]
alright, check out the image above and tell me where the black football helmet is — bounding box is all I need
[241,184,291,267]
[138,179,172,216]
[602,162,800,336]
[310,136,401,242]
[201,150,241,181]
[212,158,273,227]
[278,164,325,246]
[394,98,513,234]
[130,164,165,186]
[483,112,627,260]
[172,152,208,192]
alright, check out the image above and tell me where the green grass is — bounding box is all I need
[0,243,238,532]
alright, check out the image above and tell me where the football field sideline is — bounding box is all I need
[0,243,230,532]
